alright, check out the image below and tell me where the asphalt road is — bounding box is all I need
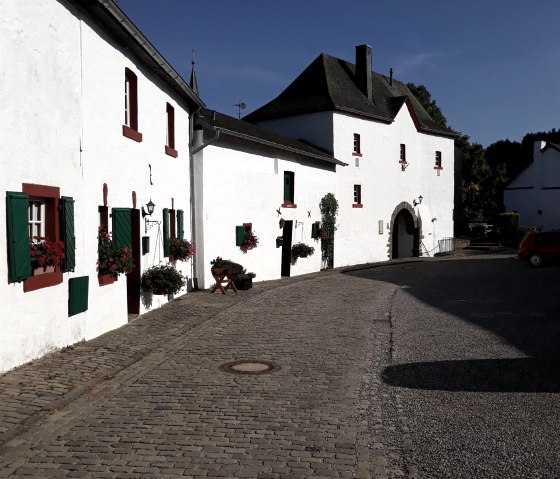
[347,255,560,478]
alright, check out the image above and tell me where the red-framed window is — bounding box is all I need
[5,184,74,292]
[353,133,362,156]
[123,68,142,142]
[435,151,442,169]
[352,184,363,208]
[165,103,178,157]
[399,144,407,163]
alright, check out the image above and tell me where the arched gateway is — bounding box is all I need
[388,202,421,259]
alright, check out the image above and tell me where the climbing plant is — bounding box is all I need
[319,193,338,269]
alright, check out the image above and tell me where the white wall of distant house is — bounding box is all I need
[0,0,193,373]
[504,141,560,230]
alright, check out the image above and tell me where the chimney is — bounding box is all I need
[355,44,373,102]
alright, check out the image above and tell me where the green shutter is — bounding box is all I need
[162,208,170,256]
[60,196,75,272]
[236,226,245,246]
[311,222,318,239]
[68,276,89,316]
[112,208,132,249]
[142,236,150,255]
[283,172,291,201]
[177,209,184,240]
[6,191,31,283]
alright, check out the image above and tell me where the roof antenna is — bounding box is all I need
[389,68,393,86]
[234,101,246,119]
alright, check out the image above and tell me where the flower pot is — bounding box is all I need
[211,267,225,277]
[98,273,118,286]
[33,265,56,276]
[234,278,253,290]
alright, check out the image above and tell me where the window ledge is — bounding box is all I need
[24,270,63,293]
[165,146,178,158]
[434,166,443,170]
[122,125,143,142]
[352,203,363,208]
[282,202,297,208]
[352,152,362,157]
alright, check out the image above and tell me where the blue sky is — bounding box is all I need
[118,0,560,147]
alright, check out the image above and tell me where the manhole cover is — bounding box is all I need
[220,360,280,375]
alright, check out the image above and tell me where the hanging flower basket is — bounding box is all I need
[141,265,185,295]
[291,243,315,264]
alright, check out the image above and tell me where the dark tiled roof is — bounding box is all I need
[244,53,454,138]
[542,143,560,153]
[195,108,345,166]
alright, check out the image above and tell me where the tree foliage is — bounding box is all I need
[407,83,509,233]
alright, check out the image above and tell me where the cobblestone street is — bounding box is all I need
[0,268,401,478]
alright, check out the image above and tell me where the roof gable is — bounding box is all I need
[245,51,454,138]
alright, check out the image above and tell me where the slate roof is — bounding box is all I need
[542,143,560,153]
[244,53,454,138]
[195,108,345,166]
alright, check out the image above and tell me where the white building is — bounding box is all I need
[504,141,560,230]
[191,109,344,289]
[245,45,456,265]
[0,0,202,373]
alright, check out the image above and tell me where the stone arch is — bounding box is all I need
[387,202,422,259]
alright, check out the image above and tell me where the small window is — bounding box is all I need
[165,103,178,157]
[435,151,442,169]
[400,144,406,163]
[28,199,45,240]
[353,133,362,156]
[123,68,142,142]
[283,171,296,207]
[353,185,363,208]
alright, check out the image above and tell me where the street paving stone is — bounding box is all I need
[0,268,403,478]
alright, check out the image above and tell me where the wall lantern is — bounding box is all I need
[279,218,286,229]
[413,195,423,207]
[142,199,159,233]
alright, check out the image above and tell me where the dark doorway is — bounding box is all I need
[392,209,419,258]
[281,220,293,277]
[127,209,141,316]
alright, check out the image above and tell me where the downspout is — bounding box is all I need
[189,107,201,289]
[189,110,221,290]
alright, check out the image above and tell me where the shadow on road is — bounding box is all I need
[344,257,560,393]
[382,358,560,393]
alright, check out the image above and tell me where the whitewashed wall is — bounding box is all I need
[504,141,560,230]
[255,105,455,266]
[194,142,336,289]
[0,0,193,373]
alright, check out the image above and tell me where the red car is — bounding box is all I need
[518,231,560,267]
